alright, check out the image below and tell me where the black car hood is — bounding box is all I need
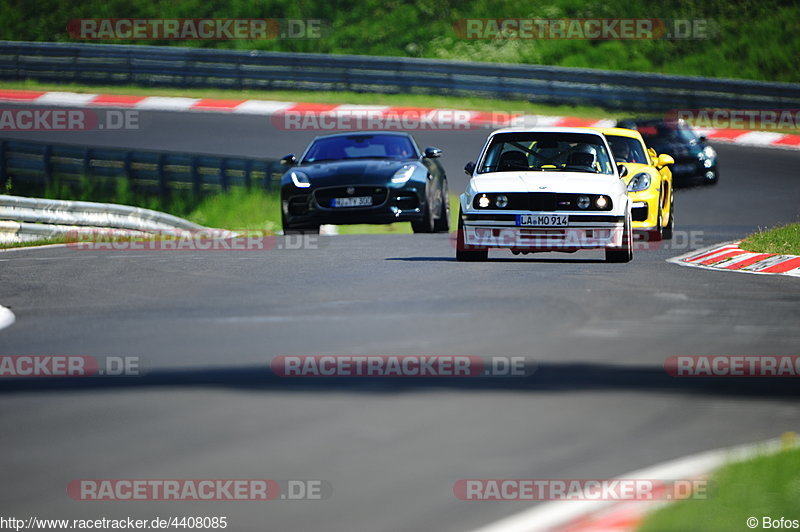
[292,159,418,186]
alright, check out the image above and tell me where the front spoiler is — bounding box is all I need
[462,223,626,250]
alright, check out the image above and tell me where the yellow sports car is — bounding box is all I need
[591,127,675,241]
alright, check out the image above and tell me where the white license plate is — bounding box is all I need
[331,196,373,208]
[516,214,569,226]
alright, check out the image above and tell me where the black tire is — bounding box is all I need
[433,182,450,233]
[647,207,663,242]
[283,226,320,235]
[455,207,488,262]
[605,213,633,263]
[412,186,436,233]
[663,194,674,240]
[282,210,320,235]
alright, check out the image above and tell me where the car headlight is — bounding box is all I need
[595,195,608,209]
[703,146,716,159]
[577,195,590,209]
[391,165,415,184]
[495,194,509,208]
[627,172,651,192]
[477,194,490,208]
[290,170,311,188]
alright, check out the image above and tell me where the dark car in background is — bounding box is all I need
[279,132,449,234]
[616,118,719,185]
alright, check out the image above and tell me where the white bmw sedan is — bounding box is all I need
[457,127,633,263]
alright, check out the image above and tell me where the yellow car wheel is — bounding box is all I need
[648,207,663,242]
[663,195,674,240]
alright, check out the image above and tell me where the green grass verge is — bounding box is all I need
[183,188,282,233]
[638,444,800,532]
[739,223,800,256]
[0,236,66,250]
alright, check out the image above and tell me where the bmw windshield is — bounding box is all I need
[478,133,615,175]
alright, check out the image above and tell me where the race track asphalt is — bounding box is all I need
[0,107,799,532]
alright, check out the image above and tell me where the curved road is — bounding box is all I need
[0,107,799,531]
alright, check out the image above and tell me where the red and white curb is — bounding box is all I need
[668,241,800,277]
[1,89,799,150]
[468,434,797,532]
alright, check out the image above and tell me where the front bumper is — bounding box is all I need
[629,196,659,231]
[462,213,626,250]
[669,159,718,179]
[283,184,425,228]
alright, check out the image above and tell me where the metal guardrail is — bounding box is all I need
[0,139,286,198]
[0,194,204,231]
[0,194,234,244]
[1,41,799,110]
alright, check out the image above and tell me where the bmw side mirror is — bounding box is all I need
[424,147,442,158]
[464,161,476,175]
[280,154,298,166]
[617,164,628,177]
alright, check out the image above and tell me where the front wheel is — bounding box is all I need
[605,213,633,263]
[411,186,435,234]
[282,212,320,235]
[663,195,675,240]
[455,207,488,262]
[433,182,450,233]
[647,207,663,242]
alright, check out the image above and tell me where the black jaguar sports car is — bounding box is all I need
[279,132,450,234]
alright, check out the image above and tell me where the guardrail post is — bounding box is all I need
[191,156,201,198]
[220,159,229,192]
[0,141,6,188]
[43,145,53,189]
[123,151,133,189]
[261,162,272,190]
[244,160,253,191]
[157,153,167,199]
[82,148,92,180]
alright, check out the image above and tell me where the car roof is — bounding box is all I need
[618,118,685,128]
[489,126,608,137]
[589,127,646,141]
[311,131,413,140]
